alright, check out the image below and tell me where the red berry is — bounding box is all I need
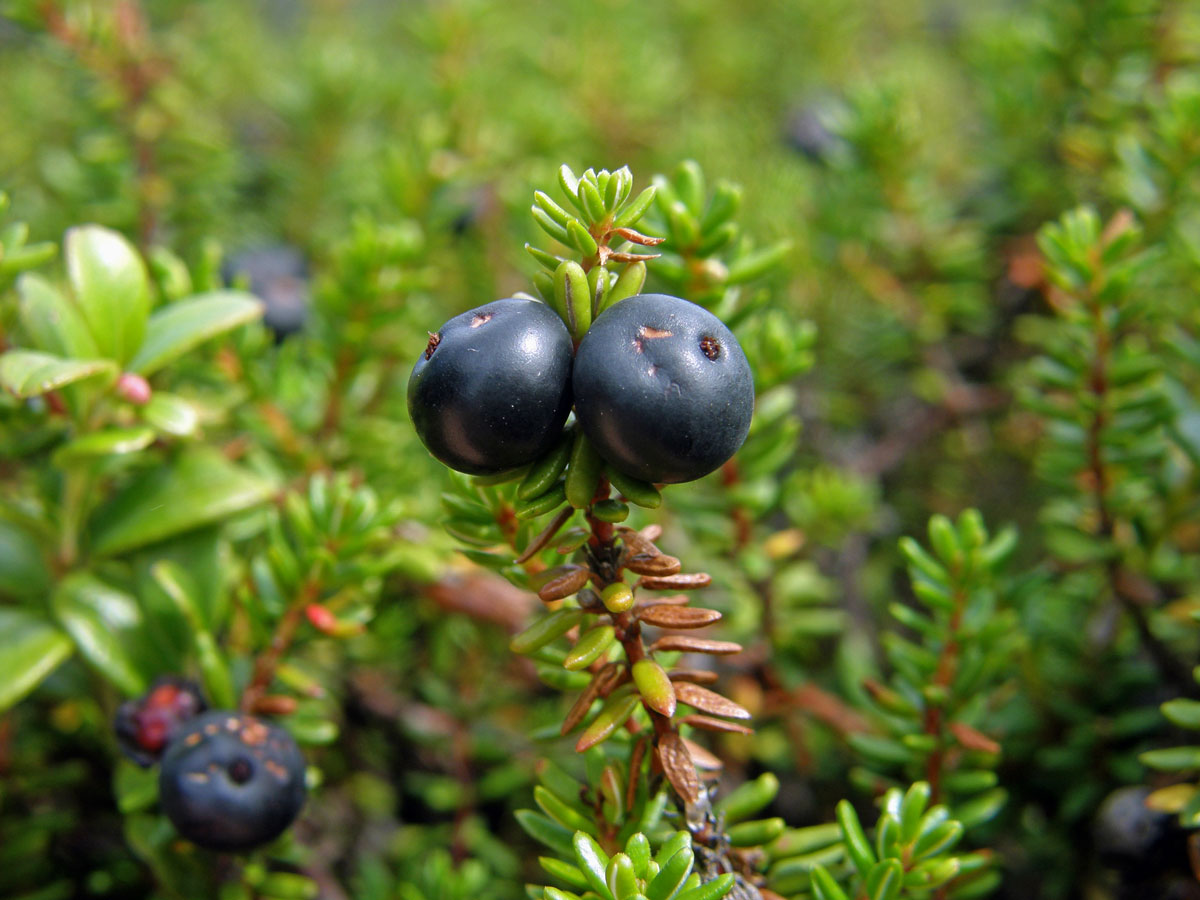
[114,676,207,767]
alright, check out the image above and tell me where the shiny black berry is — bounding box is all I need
[572,294,754,484]
[114,676,207,768]
[159,710,307,852]
[408,298,574,475]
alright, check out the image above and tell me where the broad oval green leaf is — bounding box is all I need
[51,573,149,696]
[573,831,615,900]
[64,225,150,364]
[18,272,99,358]
[150,560,235,708]
[0,609,74,712]
[135,527,224,662]
[54,426,156,464]
[141,391,199,436]
[1141,745,1200,772]
[0,518,52,599]
[89,447,276,556]
[1162,698,1200,730]
[129,291,263,376]
[515,809,575,858]
[0,349,117,398]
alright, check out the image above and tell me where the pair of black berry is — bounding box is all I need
[116,678,307,852]
[407,293,754,484]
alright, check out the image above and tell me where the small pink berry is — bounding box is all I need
[305,603,338,634]
[116,372,152,406]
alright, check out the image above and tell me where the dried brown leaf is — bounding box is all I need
[515,507,574,564]
[613,227,667,246]
[949,721,1001,754]
[681,714,754,735]
[786,682,872,736]
[537,566,591,603]
[618,527,660,557]
[627,735,649,810]
[638,573,712,591]
[625,553,683,576]
[658,732,701,804]
[639,605,723,629]
[650,636,742,656]
[531,563,583,589]
[681,737,723,771]
[668,668,720,685]
[674,682,752,720]
[428,572,536,630]
[561,663,619,735]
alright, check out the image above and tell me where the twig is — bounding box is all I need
[240,576,321,713]
[1082,289,1198,698]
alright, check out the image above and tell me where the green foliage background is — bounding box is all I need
[1,1,1199,899]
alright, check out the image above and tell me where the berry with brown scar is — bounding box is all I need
[408,298,574,474]
[158,710,307,852]
[572,293,754,483]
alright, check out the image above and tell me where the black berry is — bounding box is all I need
[408,298,574,475]
[114,676,207,768]
[224,246,309,341]
[1094,785,1175,871]
[572,293,754,484]
[158,710,307,852]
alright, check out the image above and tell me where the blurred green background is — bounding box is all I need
[1,1,1199,899]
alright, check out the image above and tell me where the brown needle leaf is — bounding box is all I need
[674,682,752,720]
[950,721,1002,754]
[515,506,574,564]
[649,636,742,656]
[612,227,667,246]
[608,251,661,264]
[682,738,723,771]
[627,736,649,810]
[668,668,720,685]
[638,573,712,591]
[680,714,754,735]
[561,663,621,735]
[537,565,591,603]
[658,732,701,805]
[625,553,682,576]
[618,527,660,558]
[638,605,723,629]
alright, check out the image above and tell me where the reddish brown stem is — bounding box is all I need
[240,577,321,713]
[922,587,965,803]
[1081,287,1196,698]
[581,488,712,822]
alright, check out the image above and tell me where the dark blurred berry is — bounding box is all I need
[1094,785,1174,871]
[428,182,490,238]
[224,245,310,341]
[784,104,846,165]
[114,676,207,768]
[159,710,307,852]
